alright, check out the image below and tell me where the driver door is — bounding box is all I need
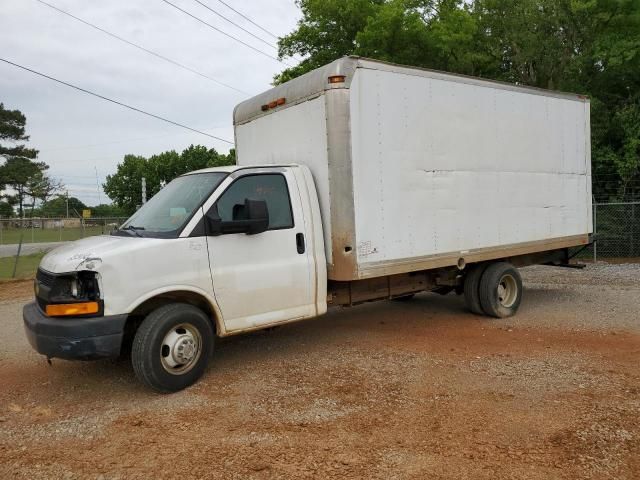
[205,170,315,333]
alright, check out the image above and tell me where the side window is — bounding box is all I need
[216,174,294,230]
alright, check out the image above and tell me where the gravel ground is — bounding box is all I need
[0,263,639,479]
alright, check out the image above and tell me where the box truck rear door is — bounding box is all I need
[205,169,315,332]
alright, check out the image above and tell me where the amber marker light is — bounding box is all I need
[328,75,346,84]
[46,302,99,317]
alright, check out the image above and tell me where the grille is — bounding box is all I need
[36,268,56,288]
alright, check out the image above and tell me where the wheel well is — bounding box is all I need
[121,291,219,353]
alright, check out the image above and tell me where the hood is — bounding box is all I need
[39,234,157,274]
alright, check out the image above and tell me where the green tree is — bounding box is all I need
[275,0,384,84]
[0,103,62,215]
[225,148,237,164]
[0,102,38,164]
[0,157,50,217]
[103,154,152,215]
[0,200,13,217]
[275,0,493,83]
[91,203,128,217]
[355,0,433,67]
[151,145,230,181]
[39,195,87,217]
[103,145,235,214]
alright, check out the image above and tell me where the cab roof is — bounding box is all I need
[183,164,298,176]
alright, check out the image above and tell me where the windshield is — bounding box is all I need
[117,172,228,238]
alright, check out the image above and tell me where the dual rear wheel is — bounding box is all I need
[464,262,522,318]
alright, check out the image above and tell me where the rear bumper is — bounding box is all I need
[23,302,127,360]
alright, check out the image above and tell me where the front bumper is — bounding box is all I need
[23,302,127,360]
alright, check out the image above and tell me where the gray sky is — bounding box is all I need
[0,0,300,206]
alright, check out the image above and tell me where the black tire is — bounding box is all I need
[463,264,487,315]
[131,303,215,393]
[478,262,523,318]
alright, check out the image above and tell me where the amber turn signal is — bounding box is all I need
[46,302,99,317]
[328,75,346,84]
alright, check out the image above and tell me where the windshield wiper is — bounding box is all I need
[120,225,145,237]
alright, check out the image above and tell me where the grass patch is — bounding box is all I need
[0,252,45,280]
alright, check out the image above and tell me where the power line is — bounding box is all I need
[52,174,107,179]
[215,0,278,40]
[213,0,302,63]
[35,0,250,97]
[0,57,234,145]
[160,0,290,66]
[192,0,276,50]
[39,125,229,152]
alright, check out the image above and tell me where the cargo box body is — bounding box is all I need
[234,57,592,281]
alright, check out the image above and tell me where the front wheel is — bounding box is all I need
[131,304,215,392]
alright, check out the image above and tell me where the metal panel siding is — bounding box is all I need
[349,68,591,267]
[585,103,594,232]
[235,96,333,263]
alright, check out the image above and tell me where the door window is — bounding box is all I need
[216,174,294,230]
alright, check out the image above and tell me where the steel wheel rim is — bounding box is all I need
[497,274,518,308]
[160,323,202,375]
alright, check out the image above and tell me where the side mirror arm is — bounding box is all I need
[204,209,222,236]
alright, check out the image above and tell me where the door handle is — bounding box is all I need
[296,233,305,254]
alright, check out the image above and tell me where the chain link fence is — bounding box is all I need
[0,217,128,245]
[0,217,128,279]
[592,202,640,260]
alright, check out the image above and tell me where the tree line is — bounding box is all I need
[275,0,640,202]
[102,146,235,214]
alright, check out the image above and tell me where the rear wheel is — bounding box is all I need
[131,303,215,393]
[463,264,487,315]
[478,262,523,318]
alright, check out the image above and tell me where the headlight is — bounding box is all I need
[36,269,102,317]
[49,271,99,302]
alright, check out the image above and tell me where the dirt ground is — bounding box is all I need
[1,263,639,479]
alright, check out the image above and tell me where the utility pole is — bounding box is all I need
[94,165,102,205]
[66,191,69,218]
[141,177,147,205]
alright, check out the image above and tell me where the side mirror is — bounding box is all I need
[239,198,269,235]
[205,199,269,236]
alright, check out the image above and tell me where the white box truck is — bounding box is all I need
[24,57,592,392]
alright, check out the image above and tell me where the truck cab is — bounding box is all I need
[24,164,327,392]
